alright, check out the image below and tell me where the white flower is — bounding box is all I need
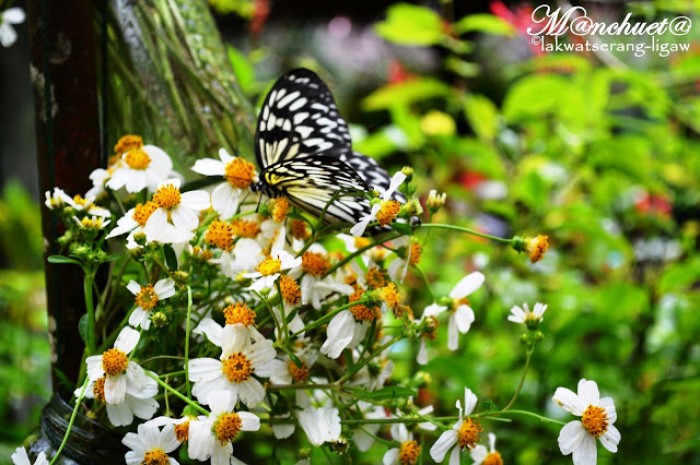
[106,201,185,248]
[470,432,501,464]
[218,238,265,279]
[126,279,176,330]
[553,379,620,465]
[244,227,302,291]
[352,403,387,452]
[350,171,406,237]
[387,235,418,282]
[320,308,371,359]
[11,447,47,465]
[85,167,111,199]
[383,423,420,465]
[298,406,342,446]
[72,215,111,230]
[508,302,547,325]
[191,148,257,219]
[430,387,481,464]
[423,272,485,351]
[143,178,210,244]
[0,7,25,48]
[188,391,260,465]
[188,323,278,407]
[122,423,180,465]
[106,144,175,193]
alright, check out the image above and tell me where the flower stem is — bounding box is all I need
[502,349,533,411]
[184,285,193,399]
[48,377,90,465]
[419,223,512,243]
[146,371,209,416]
[83,268,96,355]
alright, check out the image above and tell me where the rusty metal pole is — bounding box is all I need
[27,0,102,397]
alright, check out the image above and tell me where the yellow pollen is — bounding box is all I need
[141,448,169,465]
[453,297,470,313]
[223,302,256,326]
[222,352,253,383]
[279,275,301,305]
[192,246,213,261]
[409,241,423,266]
[133,201,159,226]
[256,256,281,276]
[290,219,310,240]
[483,451,504,465]
[376,200,400,226]
[135,284,159,311]
[80,217,105,229]
[457,418,482,450]
[224,157,256,189]
[380,283,399,309]
[398,440,421,465]
[206,220,235,251]
[349,287,379,322]
[214,412,243,444]
[124,148,152,170]
[302,252,329,276]
[271,197,290,222]
[581,405,609,438]
[101,348,129,376]
[354,237,371,249]
[153,184,182,210]
[72,195,88,206]
[526,235,549,263]
[93,377,106,403]
[114,134,143,155]
[231,218,260,238]
[174,421,190,442]
[288,360,310,383]
[365,267,386,289]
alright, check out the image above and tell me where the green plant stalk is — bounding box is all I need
[49,377,90,465]
[146,371,208,416]
[419,223,513,243]
[184,285,193,398]
[83,268,97,355]
[502,348,533,411]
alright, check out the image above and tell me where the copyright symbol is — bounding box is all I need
[531,35,542,45]
[670,16,692,36]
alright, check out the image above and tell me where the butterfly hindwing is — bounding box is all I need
[339,151,405,203]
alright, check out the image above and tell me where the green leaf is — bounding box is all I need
[227,46,256,95]
[444,57,480,78]
[344,385,415,401]
[464,94,499,141]
[375,3,445,46]
[362,78,452,111]
[454,14,516,36]
[163,245,178,271]
[78,314,88,345]
[47,255,82,266]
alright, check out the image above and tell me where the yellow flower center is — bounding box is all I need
[231,218,260,238]
[288,360,310,383]
[223,302,256,326]
[302,252,329,276]
[365,267,386,289]
[256,256,281,276]
[457,418,482,450]
[423,316,439,340]
[225,157,256,189]
[354,237,371,249]
[214,412,243,444]
[222,352,253,383]
[174,420,190,442]
[153,184,182,210]
[526,234,549,264]
[380,283,399,309]
[376,200,400,226]
[290,219,310,240]
[398,440,421,465]
[452,297,470,313]
[581,405,609,438]
[271,197,290,222]
[279,275,301,306]
[141,448,169,465]
[102,348,129,376]
[124,148,152,170]
[133,201,159,226]
[80,217,106,229]
[192,246,213,261]
[114,134,144,155]
[409,241,422,266]
[93,377,106,403]
[135,284,159,311]
[72,194,88,206]
[349,287,379,322]
[483,451,504,465]
[206,220,235,251]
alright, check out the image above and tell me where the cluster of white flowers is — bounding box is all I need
[20,135,619,465]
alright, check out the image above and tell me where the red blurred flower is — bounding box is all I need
[387,60,414,84]
[250,0,270,38]
[635,192,672,218]
[490,0,545,56]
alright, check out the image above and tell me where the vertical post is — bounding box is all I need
[27,0,101,396]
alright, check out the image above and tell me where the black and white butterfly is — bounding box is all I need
[250,68,403,226]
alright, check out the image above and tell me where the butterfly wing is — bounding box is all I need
[255,68,352,169]
[338,151,406,203]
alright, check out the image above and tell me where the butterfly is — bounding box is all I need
[250,68,404,227]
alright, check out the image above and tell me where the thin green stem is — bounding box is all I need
[184,286,193,398]
[502,349,533,411]
[145,371,209,416]
[83,268,96,355]
[419,223,512,243]
[48,377,90,465]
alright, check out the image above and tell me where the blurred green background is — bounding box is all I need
[1,0,699,463]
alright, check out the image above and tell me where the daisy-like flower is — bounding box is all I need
[387,236,422,282]
[350,171,407,237]
[10,447,47,465]
[423,272,485,351]
[188,391,260,465]
[143,178,210,244]
[73,215,111,230]
[188,323,278,407]
[508,302,547,328]
[191,148,257,219]
[553,379,620,465]
[218,238,265,279]
[0,7,25,48]
[122,423,180,465]
[106,143,175,193]
[44,188,111,217]
[383,423,421,465]
[127,279,176,330]
[244,227,302,291]
[430,387,483,464]
[470,433,503,465]
[81,327,159,426]
[320,285,379,359]
[106,201,188,248]
[297,406,342,446]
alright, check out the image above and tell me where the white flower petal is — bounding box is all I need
[553,387,587,416]
[449,272,485,299]
[191,158,225,176]
[430,429,458,463]
[4,7,26,24]
[599,424,621,453]
[454,305,475,333]
[558,420,586,455]
[577,379,600,405]
[114,326,140,354]
[571,433,597,465]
